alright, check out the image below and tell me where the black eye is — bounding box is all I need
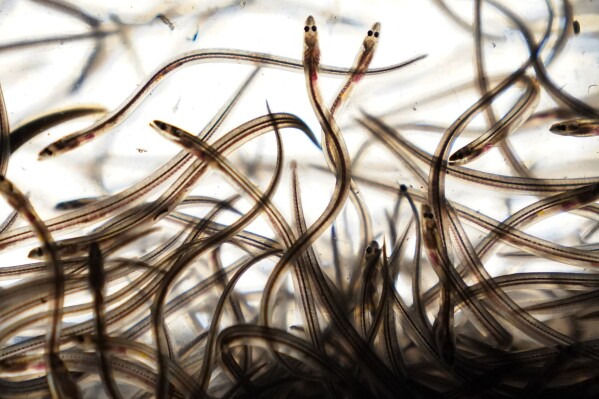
[367,30,373,36]
[311,26,317,32]
[374,32,379,38]
[366,246,373,254]
[400,184,407,192]
[304,26,309,32]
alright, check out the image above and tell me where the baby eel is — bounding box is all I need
[0,84,10,175]
[87,243,123,399]
[358,112,599,193]
[329,22,380,118]
[0,70,260,252]
[149,118,285,398]
[37,46,426,159]
[0,176,80,399]
[295,14,351,300]
[320,23,381,273]
[250,15,350,352]
[449,74,540,166]
[550,118,599,137]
